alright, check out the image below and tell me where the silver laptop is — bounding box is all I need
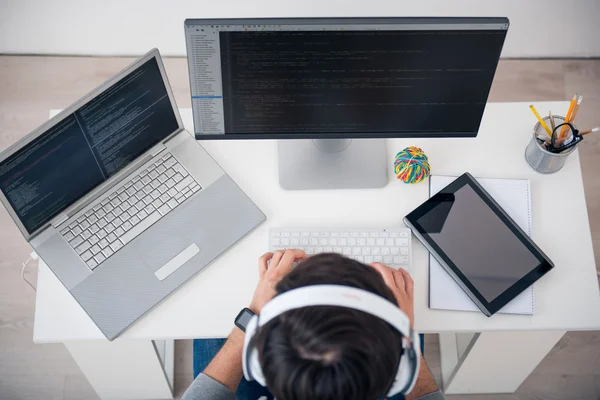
[0,49,265,340]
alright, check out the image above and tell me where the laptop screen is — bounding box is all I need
[0,57,179,234]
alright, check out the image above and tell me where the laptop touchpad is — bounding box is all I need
[141,235,193,273]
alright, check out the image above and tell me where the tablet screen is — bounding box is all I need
[416,184,540,302]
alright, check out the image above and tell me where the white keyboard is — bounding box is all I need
[269,228,412,271]
[60,153,200,269]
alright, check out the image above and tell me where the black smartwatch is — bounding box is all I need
[235,307,256,332]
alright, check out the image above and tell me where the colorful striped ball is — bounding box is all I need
[394,146,431,184]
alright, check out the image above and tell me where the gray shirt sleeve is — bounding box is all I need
[182,373,446,400]
[181,374,236,400]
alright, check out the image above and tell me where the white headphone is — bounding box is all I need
[242,285,421,397]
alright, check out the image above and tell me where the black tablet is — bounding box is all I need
[404,172,554,316]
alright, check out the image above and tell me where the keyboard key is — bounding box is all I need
[91,244,101,254]
[165,157,177,168]
[358,238,366,246]
[396,238,409,246]
[380,232,389,237]
[102,247,114,258]
[157,165,166,174]
[352,247,361,255]
[319,238,327,246]
[367,238,375,246]
[390,232,399,237]
[401,247,409,255]
[167,199,178,209]
[343,247,352,255]
[139,209,149,219]
[81,230,91,240]
[107,233,117,243]
[87,259,98,269]
[118,192,128,202]
[338,238,347,246]
[315,247,323,253]
[365,256,374,264]
[272,238,280,246]
[158,175,168,184]
[160,193,170,202]
[280,238,290,246]
[384,256,393,264]
[362,247,371,255]
[80,221,90,230]
[149,170,158,179]
[98,218,107,229]
[81,250,93,261]
[96,209,106,218]
[356,256,364,263]
[191,185,201,193]
[348,238,356,246]
[394,256,409,265]
[106,212,116,223]
[120,211,161,244]
[158,204,171,215]
[175,176,194,192]
[122,221,133,231]
[391,247,400,255]
[350,232,359,237]
[381,247,390,255]
[131,215,141,226]
[152,198,162,208]
[374,255,383,263]
[158,184,168,194]
[94,253,106,264]
[372,247,381,255]
[400,231,409,237]
[166,178,176,188]
[386,238,394,246]
[167,188,177,197]
[333,247,342,253]
[99,238,109,249]
[115,227,125,237]
[301,238,309,245]
[309,238,318,245]
[89,235,99,245]
[370,232,379,237]
[110,241,123,252]
[89,225,99,234]
[64,231,74,241]
[377,238,385,246]
[76,241,91,254]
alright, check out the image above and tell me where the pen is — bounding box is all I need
[559,94,578,138]
[549,110,556,132]
[529,105,552,136]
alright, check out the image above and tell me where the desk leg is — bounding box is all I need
[64,339,174,400]
[440,331,565,394]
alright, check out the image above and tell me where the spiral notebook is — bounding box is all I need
[428,175,535,315]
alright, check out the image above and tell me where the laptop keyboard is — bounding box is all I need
[60,153,200,269]
[269,228,412,272]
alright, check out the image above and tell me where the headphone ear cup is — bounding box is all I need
[386,331,422,397]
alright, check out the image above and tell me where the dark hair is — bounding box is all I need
[253,254,403,400]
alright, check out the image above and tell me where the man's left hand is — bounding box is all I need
[249,249,308,313]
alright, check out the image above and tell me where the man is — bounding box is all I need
[183,250,445,400]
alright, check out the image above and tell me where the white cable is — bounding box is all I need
[21,251,38,291]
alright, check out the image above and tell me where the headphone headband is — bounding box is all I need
[258,285,411,337]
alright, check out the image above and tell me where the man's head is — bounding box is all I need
[252,254,404,400]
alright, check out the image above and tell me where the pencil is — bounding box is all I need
[568,95,583,125]
[549,110,556,132]
[559,94,578,138]
[580,127,600,135]
[529,105,552,136]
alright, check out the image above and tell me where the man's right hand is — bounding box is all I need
[369,263,414,328]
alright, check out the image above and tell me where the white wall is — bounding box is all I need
[1,0,599,58]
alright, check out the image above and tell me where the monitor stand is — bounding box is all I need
[278,138,388,190]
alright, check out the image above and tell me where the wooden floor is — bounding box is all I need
[0,57,599,400]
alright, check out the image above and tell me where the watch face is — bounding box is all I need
[238,310,254,328]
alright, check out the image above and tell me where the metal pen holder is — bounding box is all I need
[525,115,578,174]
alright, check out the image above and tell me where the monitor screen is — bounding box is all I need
[185,18,508,139]
[0,57,179,234]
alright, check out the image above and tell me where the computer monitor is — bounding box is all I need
[184,17,509,190]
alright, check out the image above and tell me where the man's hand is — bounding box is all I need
[370,263,414,328]
[249,249,308,313]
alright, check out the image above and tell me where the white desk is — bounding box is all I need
[34,102,600,398]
